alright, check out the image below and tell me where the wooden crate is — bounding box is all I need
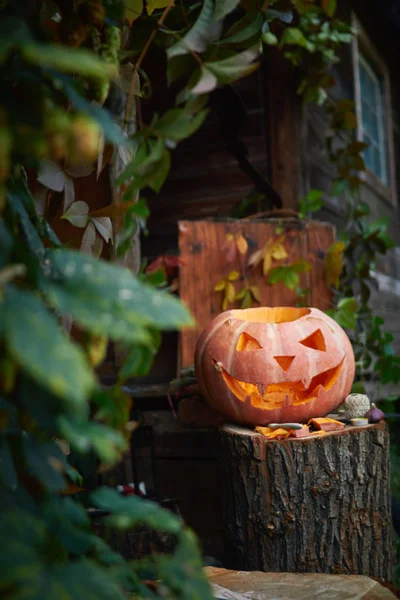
[178,218,335,369]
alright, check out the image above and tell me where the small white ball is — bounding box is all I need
[344,393,371,420]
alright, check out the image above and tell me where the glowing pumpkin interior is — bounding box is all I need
[218,307,344,410]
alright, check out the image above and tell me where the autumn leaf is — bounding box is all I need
[227,270,240,281]
[235,287,246,300]
[225,282,236,303]
[247,247,263,267]
[325,241,345,288]
[262,252,272,276]
[250,285,261,303]
[213,280,225,292]
[235,233,248,255]
[248,235,287,275]
[271,241,288,260]
[223,233,237,263]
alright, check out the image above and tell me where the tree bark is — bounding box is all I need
[219,422,395,580]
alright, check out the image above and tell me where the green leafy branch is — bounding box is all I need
[267,259,312,290]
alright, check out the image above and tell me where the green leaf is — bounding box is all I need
[167,0,221,58]
[0,508,127,600]
[299,188,324,217]
[92,486,182,533]
[117,138,164,185]
[2,286,94,412]
[291,259,312,273]
[241,289,252,308]
[281,27,309,48]
[283,270,299,290]
[218,12,263,45]
[267,266,285,284]
[214,0,240,21]
[331,179,347,197]
[332,297,358,330]
[153,108,209,141]
[337,297,358,312]
[23,436,66,492]
[45,249,194,332]
[205,46,260,85]
[262,31,278,45]
[119,344,155,379]
[59,418,127,463]
[190,67,218,94]
[322,0,337,17]
[22,44,117,79]
[7,180,44,259]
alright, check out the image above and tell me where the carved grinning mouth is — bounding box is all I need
[219,357,345,409]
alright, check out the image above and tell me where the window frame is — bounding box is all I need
[351,14,397,205]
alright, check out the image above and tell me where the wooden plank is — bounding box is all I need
[178,219,335,369]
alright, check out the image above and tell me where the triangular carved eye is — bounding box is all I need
[274,356,295,371]
[299,329,326,351]
[237,332,262,351]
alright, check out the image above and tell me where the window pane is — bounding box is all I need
[358,54,390,184]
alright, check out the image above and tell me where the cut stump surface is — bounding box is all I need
[219,422,395,580]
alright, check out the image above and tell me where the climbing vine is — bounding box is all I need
[210,2,400,396]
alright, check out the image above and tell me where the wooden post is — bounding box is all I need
[219,422,395,580]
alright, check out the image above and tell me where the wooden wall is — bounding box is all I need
[142,67,273,260]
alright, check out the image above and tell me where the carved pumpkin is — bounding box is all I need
[194,307,355,426]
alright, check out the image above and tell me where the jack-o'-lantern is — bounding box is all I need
[194,307,355,426]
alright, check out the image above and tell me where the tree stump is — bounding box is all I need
[219,422,395,580]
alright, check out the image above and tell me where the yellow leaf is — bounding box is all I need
[228,270,240,281]
[146,0,172,15]
[226,282,236,303]
[271,243,288,260]
[225,233,234,243]
[235,233,248,255]
[263,252,272,275]
[222,297,229,311]
[250,285,261,303]
[124,0,144,24]
[214,280,226,292]
[325,241,345,288]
